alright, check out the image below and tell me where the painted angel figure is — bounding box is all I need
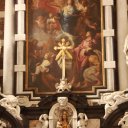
[77,113,88,128]
[39,114,49,128]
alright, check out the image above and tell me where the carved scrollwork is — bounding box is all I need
[99,90,128,119]
[0,92,22,120]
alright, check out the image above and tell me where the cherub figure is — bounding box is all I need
[77,113,88,128]
[0,92,22,120]
[39,114,49,128]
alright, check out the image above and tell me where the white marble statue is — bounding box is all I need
[100,90,128,119]
[124,34,128,65]
[0,120,6,128]
[118,112,128,128]
[0,92,22,120]
[77,113,88,128]
[39,114,49,128]
[57,97,68,107]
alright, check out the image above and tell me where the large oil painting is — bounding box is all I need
[26,0,104,95]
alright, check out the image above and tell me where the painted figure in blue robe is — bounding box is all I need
[58,0,79,35]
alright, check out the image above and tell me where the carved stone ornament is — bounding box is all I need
[0,92,22,120]
[124,34,128,65]
[118,112,128,128]
[16,96,31,107]
[77,113,88,128]
[99,90,128,119]
[55,79,72,93]
[39,114,49,128]
[57,97,68,107]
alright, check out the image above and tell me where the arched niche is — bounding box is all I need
[49,102,77,128]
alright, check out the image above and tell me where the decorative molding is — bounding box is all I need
[57,97,68,107]
[102,0,114,6]
[104,61,116,68]
[15,4,26,11]
[17,96,31,107]
[14,65,26,72]
[39,93,88,108]
[15,34,25,41]
[103,29,115,37]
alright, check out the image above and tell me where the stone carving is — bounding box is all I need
[118,112,128,128]
[16,96,31,107]
[57,97,68,107]
[99,90,128,119]
[55,79,72,93]
[39,114,49,128]
[77,113,88,128]
[124,34,128,65]
[0,120,6,128]
[0,92,22,120]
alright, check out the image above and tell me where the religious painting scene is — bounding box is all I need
[26,0,103,94]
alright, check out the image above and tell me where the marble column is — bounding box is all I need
[3,0,15,94]
[16,0,25,93]
[117,0,128,90]
[104,6,115,90]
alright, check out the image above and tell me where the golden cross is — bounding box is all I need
[54,38,73,80]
